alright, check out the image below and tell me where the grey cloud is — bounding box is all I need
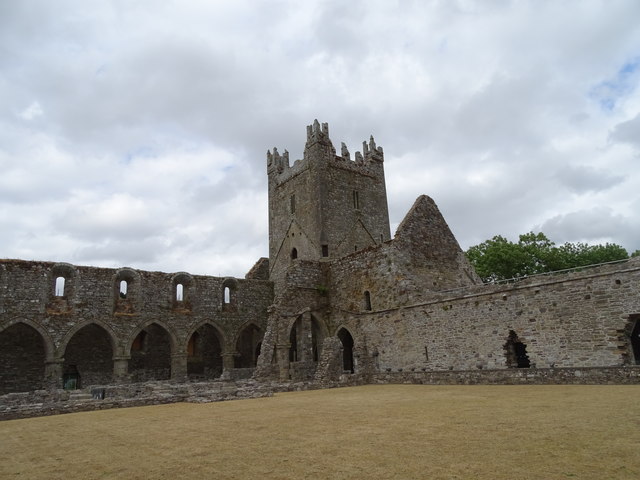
[610,114,640,148]
[537,208,637,250]
[555,165,625,193]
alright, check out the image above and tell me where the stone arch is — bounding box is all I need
[128,321,176,382]
[504,330,531,368]
[625,314,640,365]
[50,263,76,297]
[222,277,238,310]
[58,319,119,359]
[0,318,55,360]
[114,268,140,314]
[172,272,194,306]
[62,323,115,388]
[186,321,224,379]
[234,322,263,368]
[0,320,50,394]
[336,327,355,374]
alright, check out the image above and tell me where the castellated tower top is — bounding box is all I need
[267,119,384,183]
[267,121,391,282]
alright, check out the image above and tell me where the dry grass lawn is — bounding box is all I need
[1,385,639,479]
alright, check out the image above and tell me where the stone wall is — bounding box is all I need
[334,258,640,374]
[0,259,273,393]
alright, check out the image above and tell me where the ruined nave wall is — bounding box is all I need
[337,258,640,374]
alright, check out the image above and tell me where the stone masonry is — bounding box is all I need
[1,120,639,416]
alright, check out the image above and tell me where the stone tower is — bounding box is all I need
[267,120,391,283]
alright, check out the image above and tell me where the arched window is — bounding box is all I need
[291,248,298,260]
[55,276,66,297]
[221,278,238,311]
[119,280,128,299]
[224,286,231,304]
[364,291,372,311]
[176,283,184,302]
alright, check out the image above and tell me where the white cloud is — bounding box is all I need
[1,0,639,274]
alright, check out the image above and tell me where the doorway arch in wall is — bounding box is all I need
[63,323,115,388]
[337,327,355,374]
[234,323,262,368]
[0,322,48,394]
[187,323,223,379]
[128,322,173,381]
[504,330,530,368]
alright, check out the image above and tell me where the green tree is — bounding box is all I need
[466,232,629,282]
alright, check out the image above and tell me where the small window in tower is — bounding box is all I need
[380,234,384,242]
[119,280,128,299]
[322,244,329,257]
[224,286,231,304]
[353,190,360,209]
[364,291,372,311]
[291,248,298,260]
[290,194,296,214]
[176,283,184,302]
[55,276,65,297]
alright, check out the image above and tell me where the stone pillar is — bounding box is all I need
[299,311,312,362]
[276,344,291,381]
[112,356,131,382]
[171,353,188,382]
[220,352,236,380]
[44,358,64,390]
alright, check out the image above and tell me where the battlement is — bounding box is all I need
[267,120,384,184]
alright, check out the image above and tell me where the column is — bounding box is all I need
[171,353,188,382]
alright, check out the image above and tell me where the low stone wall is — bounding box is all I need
[3,367,638,421]
[372,366,640,385]
[0,379,275,421]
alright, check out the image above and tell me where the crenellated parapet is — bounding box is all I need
[267,120,385,186]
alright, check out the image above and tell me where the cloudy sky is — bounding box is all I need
[1,1,639,277]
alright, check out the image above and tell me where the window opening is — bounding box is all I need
[290,194,296,214]
[504,330,530,368]
[119,280,128,299]
[176,283,184,302]
[353,190,360,209]
[224,286,231,304]
[55,276,65,297]
[630,317,640,365]
[322,244,329,257]
[291,248,298,260]
[364,291,372,311]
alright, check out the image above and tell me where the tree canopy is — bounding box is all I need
[466,232,629,283]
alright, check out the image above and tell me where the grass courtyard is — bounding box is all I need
[1,384,638,479]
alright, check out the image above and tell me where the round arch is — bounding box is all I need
[185,321,225,379]
[234,322,263,368]
[128,321,175,382]
[57,319,119,359]
[61,322,116,388]
[125,319,179,355]
[336,326,355,374]
[0,318,55,361]
[0,320,51,394]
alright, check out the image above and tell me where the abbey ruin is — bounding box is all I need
[1,121,639,417]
